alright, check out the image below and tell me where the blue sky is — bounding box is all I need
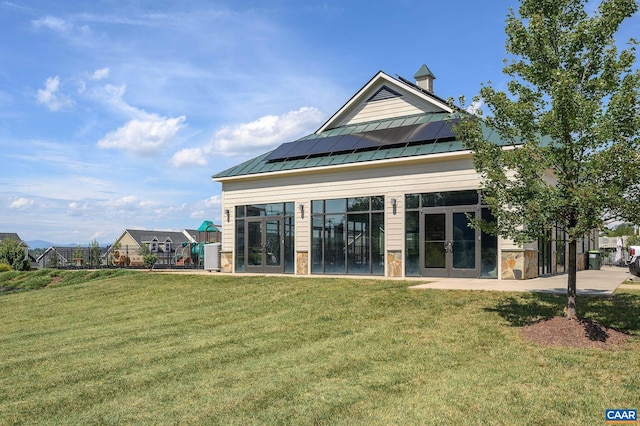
[1,1,638,244]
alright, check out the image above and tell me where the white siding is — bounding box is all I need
[337,96,444,127]
[219,154,483,273]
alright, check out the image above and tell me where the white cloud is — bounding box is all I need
[31,16,68,32]
[9,197,34,209]
[90,67,110,80]
[203,195,221,207]
[171,107,325,168]
[210,107,325,156]
[100,195,138,208]
[171,147,207,168]
[97,115,186,155]
[189,195,222,220]
[466,99,484,116]
[36,76,74,111]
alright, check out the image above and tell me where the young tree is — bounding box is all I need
[88,239,102,268]
[0,237,29,271]
[454,0,640,319]
[143,254,159,270]
[73,245,85,267]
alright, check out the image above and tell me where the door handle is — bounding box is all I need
[445,241,453,253]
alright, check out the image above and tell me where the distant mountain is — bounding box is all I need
[26,240,77,249]
[26,241,111,249]
[26,240,54,249]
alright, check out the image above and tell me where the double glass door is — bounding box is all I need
[246,218,284,273]
[421,208,479,278]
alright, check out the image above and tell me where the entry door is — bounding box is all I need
[246,218,284,273]
[421,208,479,278]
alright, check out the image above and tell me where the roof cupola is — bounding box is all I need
[414,64,436,93]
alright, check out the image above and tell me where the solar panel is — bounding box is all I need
[305,135,346,156]
[265,117,459,162]
[326,134,365,153]
[281,139,322,159]
[434,118,459,139]
[407,121,445,143]
[264,141,299,161]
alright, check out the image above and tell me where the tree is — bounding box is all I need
[454,0,640,319]
[143,254,159,270]
[88,239,102,268]
[48,251,61,269]
[0,237,29,271]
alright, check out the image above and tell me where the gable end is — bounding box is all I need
[367,86,402,102]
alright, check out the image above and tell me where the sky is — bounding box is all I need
[1,1,638,245]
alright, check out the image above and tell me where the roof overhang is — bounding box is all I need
[214,149,474,184]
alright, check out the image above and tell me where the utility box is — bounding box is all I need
[587,250,601,270]
[204,243,222,272]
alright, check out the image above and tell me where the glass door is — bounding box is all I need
[246,218,284,273]
[423,211,448,277]
[421,208,480,278]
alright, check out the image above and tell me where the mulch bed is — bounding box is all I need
[521,317,631,349]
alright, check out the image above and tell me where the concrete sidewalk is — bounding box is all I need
[409,266,634,295]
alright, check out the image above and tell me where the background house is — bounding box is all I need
[109,229,197,267]
[36,246,109,269]
[107,222,221,268]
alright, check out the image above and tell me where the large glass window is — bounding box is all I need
[405,211,420,276]
[405,190,497,278]
[234,203,294,273]
[556,227,566,274]
[480,208,498,278]
[538,229,552,276]
[421,190,479,207]
[235,218,245,272]
[311,196,384,275]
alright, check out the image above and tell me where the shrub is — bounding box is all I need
[0,263,12,272]
[143,254,159,270]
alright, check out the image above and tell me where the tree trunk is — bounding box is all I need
[566,239,578,320]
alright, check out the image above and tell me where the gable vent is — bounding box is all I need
[367,85,402,102]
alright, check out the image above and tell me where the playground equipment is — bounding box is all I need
[173,221,222,268]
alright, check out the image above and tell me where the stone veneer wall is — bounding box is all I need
[220,251,233,273]
[501,249,538,280]
[296,251,309,275]
[386,250,402,277]
[577,253,586,271]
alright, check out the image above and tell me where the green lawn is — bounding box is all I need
[1,272,639,425]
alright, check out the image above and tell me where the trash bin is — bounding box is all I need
[587,250,601,270]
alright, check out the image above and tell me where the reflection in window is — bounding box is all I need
[312,196,384,275]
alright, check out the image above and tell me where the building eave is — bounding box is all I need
[213,149,475,184]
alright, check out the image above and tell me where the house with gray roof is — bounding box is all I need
[108,229,199,267]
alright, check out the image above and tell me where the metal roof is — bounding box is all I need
[414,64,436,80]
[212,112,511,180]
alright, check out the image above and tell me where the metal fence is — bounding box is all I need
[33,244,208,270]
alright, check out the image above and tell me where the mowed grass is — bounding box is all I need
[1,272,639,425]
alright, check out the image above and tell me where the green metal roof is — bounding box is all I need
[414,64,436,80]
[212,112,510,180]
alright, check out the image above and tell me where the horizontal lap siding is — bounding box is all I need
[338,96,444,127]
[220,156,480,254]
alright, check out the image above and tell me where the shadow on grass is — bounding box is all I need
[487,291,640,334]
